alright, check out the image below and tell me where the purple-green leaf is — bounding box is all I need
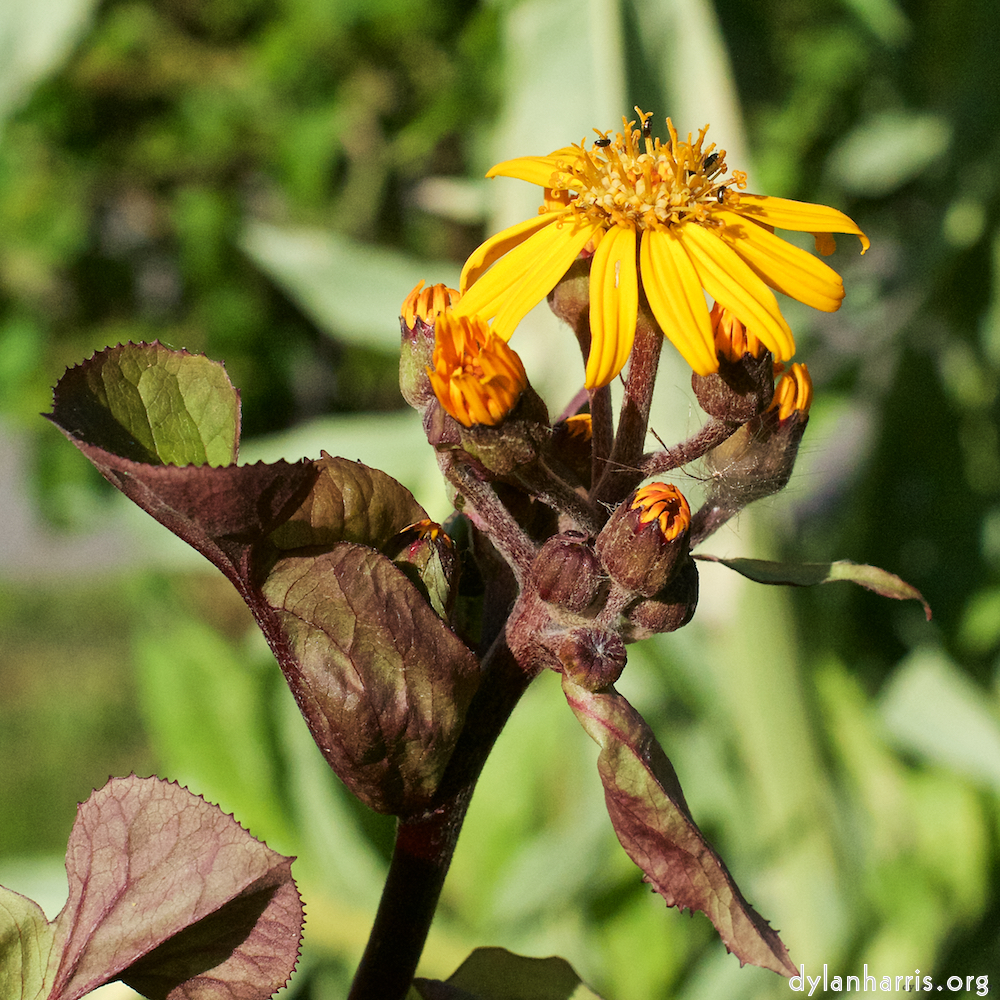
[47,344,477,816]
[412,947,606,1000]
[42,775,302,1000]
[562,677,797,978]
[261,543,480,813]
[694,554,932,620]
[0,888,55,1000]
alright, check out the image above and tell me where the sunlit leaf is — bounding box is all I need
[47,342,478,817]
[48,342,239,467]
[0,887,55,1000]
[43,775,302,1000]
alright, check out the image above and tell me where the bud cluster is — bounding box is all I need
[398,273,815,694]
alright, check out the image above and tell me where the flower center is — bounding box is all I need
[551,109,746,232]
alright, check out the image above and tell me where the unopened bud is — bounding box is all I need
[700,362,812,521]
[557,627,626,691]
[399,281,459,409]
[620,558,699,642]
[529,530,605,615]
[596,483,691,597]
[691,304,773,423]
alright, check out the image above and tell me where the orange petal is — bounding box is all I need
[735,194,869,253]
[716,210,845,313]
[586,225,639,389]
[639,227,718,376]
[678,222,796,362]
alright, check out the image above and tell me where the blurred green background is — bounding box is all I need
[2,0,999,998]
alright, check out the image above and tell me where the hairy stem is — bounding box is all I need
[639,419,736,478]
[592,315,661,508]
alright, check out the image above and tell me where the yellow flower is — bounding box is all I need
[428,309,528,427]
[769,362,813,420]
[454,109,868,389]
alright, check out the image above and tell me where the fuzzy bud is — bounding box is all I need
[596,483,692,597]
[691,304,774,423]
[697,363,812,537]
[399,281,459,410]
[557,627,627,691]
[619,558,699,642]
[528,530,606,615]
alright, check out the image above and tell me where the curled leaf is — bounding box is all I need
[46,775,303,1000]
[695,554,931,620]
[562,677,797,978]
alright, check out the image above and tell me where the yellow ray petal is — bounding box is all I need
[489,217,602,340]
[486,150,581,186]
[716,210,845,312]
[678,222,796,362]
[460,211,566,292]
[455,216,600,339]
[639,227,718,376]
[735,194,869,253]
[586,224,639,389]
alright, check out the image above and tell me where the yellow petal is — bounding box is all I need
[486,150,581,186]
[586,225,639,389]
[716,210,845,312]
[735,194,870,253]
[460,211,567,292]
[455,216,600,340]
[490,217,602,340]
[678,222,796,362]
[639,227,718,376]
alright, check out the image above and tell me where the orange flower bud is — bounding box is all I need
[401,280,460,331]
[769,362,813,421]
[596,483,692,597]
[691,303,774,423]
[428,311,528,428]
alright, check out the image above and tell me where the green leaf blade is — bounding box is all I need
[695,555,932,620]
[48,342,239,467]
[0,887,55,1000]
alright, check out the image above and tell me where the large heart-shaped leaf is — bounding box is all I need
[47,343,479,816]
